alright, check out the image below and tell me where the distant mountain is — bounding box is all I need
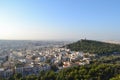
[103,40,120,44]
[66,39,120,54]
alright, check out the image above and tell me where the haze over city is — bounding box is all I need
[0,0,120,41]
[1,0,120,80]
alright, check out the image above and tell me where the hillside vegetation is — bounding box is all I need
[4,63,120,80]
[66,39,120,54]
[1,40,120,80]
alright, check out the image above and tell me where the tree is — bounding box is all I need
[14,73,22,79]
[110,74,120,80]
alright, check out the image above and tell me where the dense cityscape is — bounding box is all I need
[0,40,95,78]
[0,39,119,80]
[1,0,120,80]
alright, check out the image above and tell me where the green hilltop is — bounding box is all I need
[66,39,120,54]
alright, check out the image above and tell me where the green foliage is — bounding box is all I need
[25,75,38,80]
[66,39,120,54]
[3,39,120,80]
[110,74,120,80]
[51,64,58,71]
[14,73,22,79]
[97,55,120,64]
[4,63,120,80]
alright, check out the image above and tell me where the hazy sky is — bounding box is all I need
[0,0,120,41]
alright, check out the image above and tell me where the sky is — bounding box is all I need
[0,0,120,41]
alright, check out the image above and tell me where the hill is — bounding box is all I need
[66,39,120,54]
